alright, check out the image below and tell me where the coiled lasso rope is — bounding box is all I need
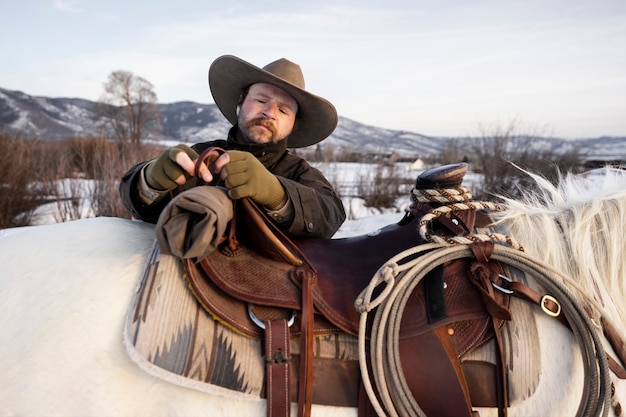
[355,188,613,417]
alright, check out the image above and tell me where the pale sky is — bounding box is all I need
[2,0,625,139]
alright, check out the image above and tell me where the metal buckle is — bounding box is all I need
[248,304,296,330]
[540,295,562,317]
[491,274,514,295]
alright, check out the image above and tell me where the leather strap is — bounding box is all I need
[297,269,316,417]
[265,319,291,417]
[470,262,509,417]
[506,278,626,379]
[507,281,568,326]
[399,327,476,416]
[490,310,509,417]
[600,316,626,378]
[434,326,477,416]
[469,240,494,264]
[358,376,378,417]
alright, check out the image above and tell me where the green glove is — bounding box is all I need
[223,150,286,208]
[145,144,198,191]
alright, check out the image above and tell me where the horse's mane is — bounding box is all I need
[492,166,626,326]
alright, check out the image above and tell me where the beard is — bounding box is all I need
[239,117,282,144]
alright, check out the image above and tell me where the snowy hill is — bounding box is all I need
[2,87,626,162]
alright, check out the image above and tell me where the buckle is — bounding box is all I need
[540,294,562,317]
[491,274,514,294]
[248,304,296,329]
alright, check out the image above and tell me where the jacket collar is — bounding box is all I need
[226,125,288,168]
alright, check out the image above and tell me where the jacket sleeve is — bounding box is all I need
[276,164,346,239]
[119,161,174,223]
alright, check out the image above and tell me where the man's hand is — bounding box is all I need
[218,150,286,208]
[145,144,213,190]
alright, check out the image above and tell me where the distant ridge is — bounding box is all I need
[2,87,626,162]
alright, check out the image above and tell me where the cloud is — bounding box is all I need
[3,0,624,138]
[53,0,83,13]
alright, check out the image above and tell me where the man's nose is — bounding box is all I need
[262,103,278,119]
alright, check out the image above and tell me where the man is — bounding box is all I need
[119,55,346,258]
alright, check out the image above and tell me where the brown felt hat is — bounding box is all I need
[208,55,338,148]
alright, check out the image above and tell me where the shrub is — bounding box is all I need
[358,162,409,209]
[0,135,165,227]
[0,134,48,227]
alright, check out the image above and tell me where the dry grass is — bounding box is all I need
[0,133,163,228]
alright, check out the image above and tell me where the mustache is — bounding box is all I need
[245,117,276,134]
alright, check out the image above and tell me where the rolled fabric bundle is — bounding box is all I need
[156,186,233,259]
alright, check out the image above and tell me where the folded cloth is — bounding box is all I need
[156,186,233,259]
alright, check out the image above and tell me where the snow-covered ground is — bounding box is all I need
[1,162,432,239]
[5,163,619,242]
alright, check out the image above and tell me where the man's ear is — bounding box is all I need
[236,105,240,116]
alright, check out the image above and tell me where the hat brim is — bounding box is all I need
[208,55,337,148]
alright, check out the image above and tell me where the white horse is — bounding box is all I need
[0,167,624,417]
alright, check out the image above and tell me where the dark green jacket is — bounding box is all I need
[119,128,346,239]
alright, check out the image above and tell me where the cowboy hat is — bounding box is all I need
[208,55,338,148]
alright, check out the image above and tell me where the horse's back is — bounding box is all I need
[0,218,244,415]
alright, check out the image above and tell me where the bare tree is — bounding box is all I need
[95,70,161,144]
[469,119,583,200]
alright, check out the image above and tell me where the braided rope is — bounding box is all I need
[410,185,525,251]
[412,186,473,204]
[417,201,526,251]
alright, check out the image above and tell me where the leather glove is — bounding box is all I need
[222,150,286,209]
[145,144,198,190]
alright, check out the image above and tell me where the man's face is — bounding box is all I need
[237,83,298,144]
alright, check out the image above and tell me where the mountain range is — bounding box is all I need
[2,87,625,162]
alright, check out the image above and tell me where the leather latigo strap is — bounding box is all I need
[298,270,315,417]
[194,146,226,181]
[265,319,291,417]
[599,316,626,379]
[399,327,476,417]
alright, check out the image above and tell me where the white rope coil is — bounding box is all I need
[355,242,612,417]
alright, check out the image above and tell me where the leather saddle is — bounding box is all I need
[183,163,511,417]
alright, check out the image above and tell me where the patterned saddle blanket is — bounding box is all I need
[124,234,541,411]
[125,242,361,406]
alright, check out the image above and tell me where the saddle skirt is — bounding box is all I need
[125,241,362,406]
